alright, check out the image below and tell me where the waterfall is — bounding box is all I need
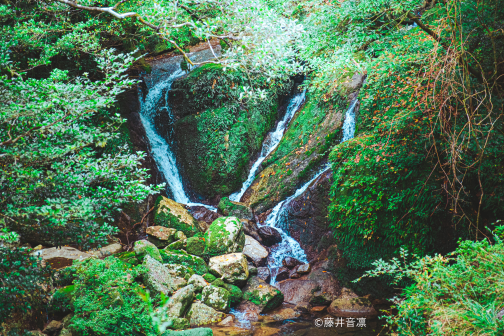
[139,69,217,211]
[265,99,358,284]
[229,91,306,202]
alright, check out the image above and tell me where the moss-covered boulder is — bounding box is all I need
[203,217,245,257]
[171,64,293,198]
[155,196,200,237]
[217,197,254,221]
[160,249,208,275]
[203,273,217,283]
[186,236,206,256]
[186,302,225,327]
[201,285,230,312]
[134,240,162,263]
[208,253,249,286]
[188,274,209,292]
[241,98,347,213]
[164,264,195,279]
[166,240,186,251]
[143,255,187,297]
[242,276,284,312]
[222,284,243,306]
[115,251,140,266]
[147,226,177,248]
[164,285,195,318]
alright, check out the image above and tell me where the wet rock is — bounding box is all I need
[208,253,249,286]
[310,306,327,313]
[188,274,209,292]
[256,267,271,283]
[257,227,282,247]
[234,300,261,322]
[189,206,221,231]
[154,196,200,237]
[32,247,93,269]
[87,243,123,258]
[297,263,311,274]
[147,226,177,248]
[217,316,234,327]
[327,294,378,318]
[134,240,162,263]
[252,326,281,336]
[186,302,225,327]
[43,320,62,335]
[164,285,195,318]
[160,250,208,275]
[202,285,230,311]
[268,305,301,321]
[240,219,262,243]
[218,197,254,221]
[282,257,303,269]
[210,327,252,336]
[289,265,301,279]
[242,235,268,267]
[276,279,319,305]
[242,277,284,312]
[275,267,290,282]
[310,290,334,306]
[186,236,206,256]
[248,264,258,276]
[143,255,187,297]
[204,217,246,257]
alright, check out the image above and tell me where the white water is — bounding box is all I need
[229,91,306,202]
[266,99,358,284]
[139,69,217,211]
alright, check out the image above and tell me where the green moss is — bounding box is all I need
[165,240,185,251]
[159,250,208,275]
[222,284,243,306]
[154,196,199,237]
[211,278,225,287]
[217,197,253,220]
[186,237,206,256]
[203,273,217,283]
[133,241,162,263]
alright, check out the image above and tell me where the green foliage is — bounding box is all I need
[359,235,504,335]
[0,246,53,324]
[70,257,156,336]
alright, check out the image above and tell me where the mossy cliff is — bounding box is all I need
[241,96,347,213]
[171,64,293,198]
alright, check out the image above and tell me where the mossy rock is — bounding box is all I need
[186,236,206,256]
[217,197,254,221]
[222,284,243,306]
[243,276,284,312]
[160,249,208,275]
[201,285,230,312]
[203,273,217,283]
[154,196,200,237]
[166,240,186,251]
[203,217,245,257]
[133,240,162,263]
[211,278,225,287]
[170,317,190,330]
[241,97,347,213]
[164,264,195,279]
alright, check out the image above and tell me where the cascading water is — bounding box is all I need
[139,69,216,211]
[265,99,359,284]
[229,91,306,202]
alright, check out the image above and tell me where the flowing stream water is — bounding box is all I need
[265,99,359,284]
[139,68,217,211]
[229,91,306,202]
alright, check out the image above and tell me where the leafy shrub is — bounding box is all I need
[69,257,156,336]
[359,236,504,335]
[0,246,53,325]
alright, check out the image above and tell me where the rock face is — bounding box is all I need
[186,302,225,327]
[257,226,282,247]
[143,255,187,297]
[208,253,249,286]
[32,247,93,269]
[160,250,208,275]
[242,277,284,312]
[275,267,290,282]
[217,197,254,221]
[242,235,268,267]
[43,320,62,335]
[154,196,200,237]
[147,226,177,248]
[275,280,319,305]
[240,98,348,213]
[134,240,163,263]
[203,217,246,257]
[164,285,195,318]
[327,288,378,318]
[201,285,230,311]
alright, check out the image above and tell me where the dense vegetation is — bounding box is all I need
[1,0,504,334]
